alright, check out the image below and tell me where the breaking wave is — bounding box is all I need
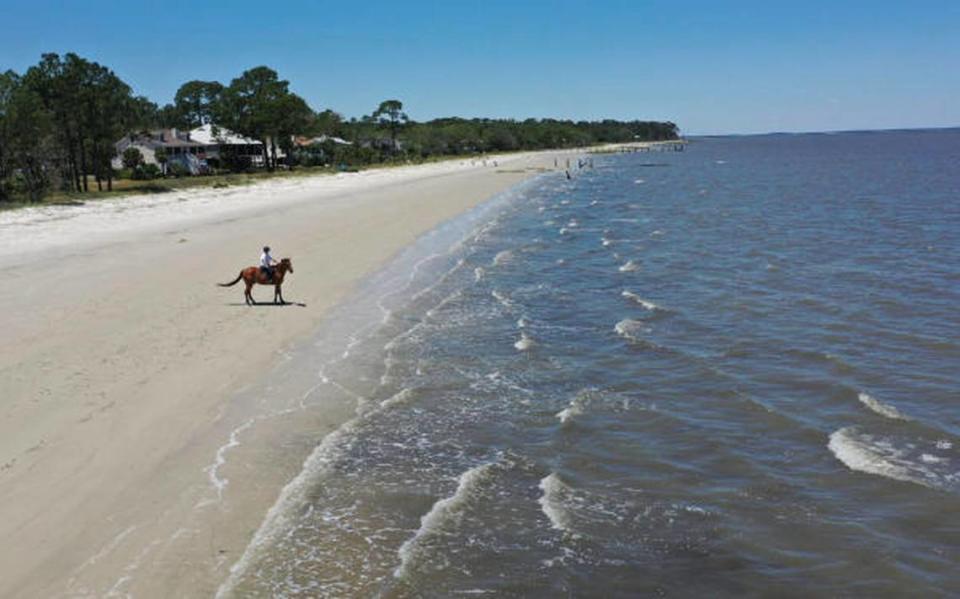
[394,462,498,579]
[828,427,958,492]
[858,392,909,421]
[621,290,663,311]
[538,473,575,533]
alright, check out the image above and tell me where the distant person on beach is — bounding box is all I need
[260,246,278,281]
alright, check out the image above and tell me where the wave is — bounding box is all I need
[614,318,648,340]
[858,392,909,421]
[620,290,662,311]
[394,462,498,579]
[618,260,641,272]
[828,427,957,492]
[492,250,513,266]
[474,266,485,282]
[538,473,575,533]
[492,289,513,309]
[514,332,536,351]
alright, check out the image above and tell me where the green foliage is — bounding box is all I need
[121,147,144,169]
[167,162,190,178]
[174,80,224,128]
[0,52,679,203]
[132,163,161,180]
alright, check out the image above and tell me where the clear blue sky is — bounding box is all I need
[2,0,958,134]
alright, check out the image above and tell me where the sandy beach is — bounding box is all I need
[0,151,565,597]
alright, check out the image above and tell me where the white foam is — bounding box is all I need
[858,392,909,421]
[618,260,641,272]
[381,388,415,410]
[492,250,513,266]
[828,427,957,491]
[514,332,536,351]
[394,462,497,579]
[614,318,647,340]
[203,418,255,502]
[621,290,660,311]
[473,266,485,282]
[492,290,513,308]
[538,474,574,533]
[601,237,613,247]
[634,178,645,184]
[556,390,594,424]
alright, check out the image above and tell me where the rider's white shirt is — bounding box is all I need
[260,252,273,267]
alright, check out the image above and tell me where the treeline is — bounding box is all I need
[1,52,678,202]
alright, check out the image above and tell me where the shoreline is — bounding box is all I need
[0,150,570,597]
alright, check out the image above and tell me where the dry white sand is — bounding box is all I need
[0,151,568,597]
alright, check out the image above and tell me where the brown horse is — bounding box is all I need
[219,258,294,305]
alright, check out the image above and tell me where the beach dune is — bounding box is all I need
[0,153,560,597]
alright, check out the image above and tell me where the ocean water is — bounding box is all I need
[219,130,960,597]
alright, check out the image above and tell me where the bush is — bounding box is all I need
[168,162,190,178]
[222,153,253,173]
[122,147,144,169]
[132,163,161,180]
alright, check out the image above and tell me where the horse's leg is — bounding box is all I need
[245,280,255,305]
[277,284,285,304]
[274,284,281,304]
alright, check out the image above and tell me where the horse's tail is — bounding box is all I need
[218,272,243,287]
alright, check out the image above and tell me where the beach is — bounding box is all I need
[0,151,563,597]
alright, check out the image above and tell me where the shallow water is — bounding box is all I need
[221,130,960,597]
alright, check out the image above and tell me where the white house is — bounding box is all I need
[188,124,271,167]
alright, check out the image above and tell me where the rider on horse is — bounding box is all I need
[260,246,278,281]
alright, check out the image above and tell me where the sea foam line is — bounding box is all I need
[394,462,497,579]
[202,418,256,503]
[621,290,662,311]
[858,392,909,421]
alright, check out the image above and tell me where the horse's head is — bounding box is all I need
[281,257,293,273]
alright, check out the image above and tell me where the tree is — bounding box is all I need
[314,109,346,137]
[372,99,407,152]
[1,73,55,201]
[216,66,313,171]
[122,147,144,169]
[174,80,224,128]
[21,53,138,193]
[153,147,167,175]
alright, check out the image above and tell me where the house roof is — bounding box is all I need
[295,134,353,147]
[189,124,263,146]
[118,129,203,150]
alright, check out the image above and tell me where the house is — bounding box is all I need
[113,129,207,174]
[113,124,269,174]
[188,124,270,168]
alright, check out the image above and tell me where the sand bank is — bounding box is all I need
[0,151,567,597]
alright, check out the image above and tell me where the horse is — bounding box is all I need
[219,258,294,305]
